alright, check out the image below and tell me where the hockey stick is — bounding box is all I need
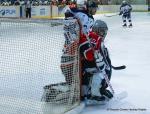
[112,65,126,70]
[100,43,126,71]
[104,13,119,17]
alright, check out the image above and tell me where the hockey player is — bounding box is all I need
[80,20,113,103]
[119,0,133,27]
[63,0,98,55]
[64,0,98,35]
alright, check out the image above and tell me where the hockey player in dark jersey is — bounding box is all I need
[80,20,113,104]
[119,0,133,27]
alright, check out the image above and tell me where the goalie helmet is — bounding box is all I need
[92,20,108,38]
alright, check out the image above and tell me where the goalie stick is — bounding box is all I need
[112,65,126,70]
[104,13,119,17]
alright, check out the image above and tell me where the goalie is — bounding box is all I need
[80,20,113,103]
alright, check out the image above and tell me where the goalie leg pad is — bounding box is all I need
[91,73,103,97]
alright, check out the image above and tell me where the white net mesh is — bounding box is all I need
[0,19,81,114]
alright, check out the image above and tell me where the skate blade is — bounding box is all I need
[85,99,107,106]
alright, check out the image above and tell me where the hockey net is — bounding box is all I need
[0,18,84,114]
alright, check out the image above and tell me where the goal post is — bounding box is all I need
[0,18,84,114]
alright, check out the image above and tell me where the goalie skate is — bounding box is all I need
[85,91,127,106]
[103,91,128,107]
[85,96,106,106]
[122,23,127,27]
[128,23,133,28]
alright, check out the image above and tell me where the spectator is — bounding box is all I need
[51,0,58,6]
[14,0,20,5]
[32,1,39,6]
[25,0,32,18]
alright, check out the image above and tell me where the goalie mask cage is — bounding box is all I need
[0,18,84,114]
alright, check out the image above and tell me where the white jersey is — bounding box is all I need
[73,12,94,35]
[65,8,94,35]
[120,4,132,15]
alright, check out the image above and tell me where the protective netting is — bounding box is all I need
[0,19,81,114]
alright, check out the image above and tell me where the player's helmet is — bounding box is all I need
[86,0,98,9]
[86,1,98,15]
[92,20,108,38]
[122,0,127,4]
